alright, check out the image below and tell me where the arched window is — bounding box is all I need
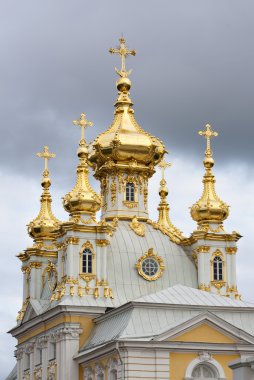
[82,248,93,274]
[213,256,223,281]
[109,371,117,380]
[192,363,218,379]
[126,182,135,202]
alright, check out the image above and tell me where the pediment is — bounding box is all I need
[22,302,38,323]
[153,312,254,344]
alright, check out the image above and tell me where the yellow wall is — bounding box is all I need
[18,314,94,347]
[171,323,235,344]
[170,353,239,380]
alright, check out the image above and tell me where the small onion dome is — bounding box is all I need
[190,156,229,225]
[89,76,165,172]
[28,171,60,240]
[63,141,101,216]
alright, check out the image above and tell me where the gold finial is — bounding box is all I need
[37,146,56,172]
[198,123,218,157]
[109,37,136,77]
[73,113,93,142]
[158,158,171,181]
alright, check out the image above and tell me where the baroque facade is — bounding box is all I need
[6,38,254,380]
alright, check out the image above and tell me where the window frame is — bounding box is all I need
[79,241,96,281]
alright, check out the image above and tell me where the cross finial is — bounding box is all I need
[73,113,93,142]
[37,146,56,171]
[158,158,171,181]
[198,123,218,156]
[109,37,136,78]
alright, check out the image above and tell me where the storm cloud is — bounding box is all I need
[1,1,254,378]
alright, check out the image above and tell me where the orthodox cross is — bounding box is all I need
[37,146,56,171]
[198,123,218,156]
[109,37,136,77]
[73,113,93,141]
[158,158,171,181]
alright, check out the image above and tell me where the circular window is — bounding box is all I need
[136,248,165,281]
[141,258,159,277]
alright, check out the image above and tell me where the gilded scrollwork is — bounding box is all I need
[110,180,117,206]
[129,216,145,237]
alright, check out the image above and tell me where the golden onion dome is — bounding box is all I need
[63,114,101,219]
[89,37,165,174]
[190,124,229,227]
[28,146,60,241]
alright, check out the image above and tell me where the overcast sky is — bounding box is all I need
[1,1,254,378]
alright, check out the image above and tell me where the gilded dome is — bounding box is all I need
[190,124,229,228]
[28,147,60,241]
[89,38,165,175]
[90,78,165,172]
[63,114,101,219]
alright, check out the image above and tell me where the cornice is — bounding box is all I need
[9,304,106,340]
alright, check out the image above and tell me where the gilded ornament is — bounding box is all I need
[47,361,57,380]
[196,246,210,253]
[94,287,99,298]
[109,288,114,299]
[129,216,145,237]
[110,180,117,206]
[96,239,110,247]
[65,237,79,245]
[123,200,138,209]
[30,262,42,269]
[42,261,57,291]
[16,297,30,321]
[147,219,184,245]
[225,247,237,254]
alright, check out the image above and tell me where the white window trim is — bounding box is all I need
[184,352,226,380]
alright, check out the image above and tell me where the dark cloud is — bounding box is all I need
[0,0,254,182]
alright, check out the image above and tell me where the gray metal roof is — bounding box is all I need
[80,285,254,352]
[5,364,17,380]
[134,284,254,307]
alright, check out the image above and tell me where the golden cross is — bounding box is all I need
[198,123,218,155]
[158,158,171,181]
[109,37,136,77]
[73,113,93,141]
[37,146,56,171]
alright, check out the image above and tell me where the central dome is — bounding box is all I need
[89,76,165,174]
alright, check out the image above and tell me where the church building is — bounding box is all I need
[6,38,254,380]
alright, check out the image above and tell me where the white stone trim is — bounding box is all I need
[184,351,226,379]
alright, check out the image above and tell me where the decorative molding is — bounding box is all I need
[96,239,110,247]
[84,367,93,380]
[16,348,24,360]
[52,326,83,342]
[47,361,57,380]
[196,245,210,253]
[66,237,79,245]
[42,261,57,291]
[34,366,42,380]
[123,200,138,208]
[37,335,49,349]
[110,180,117,206]
[25,341,35,354]
[225,247,237,254]
[184,351,226,379]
